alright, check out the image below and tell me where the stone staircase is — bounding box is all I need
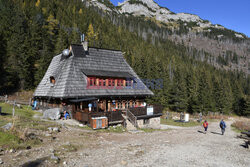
[122,114,137,131]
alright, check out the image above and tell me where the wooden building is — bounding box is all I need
[34,42,162,127]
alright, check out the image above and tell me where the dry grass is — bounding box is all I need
[204,115,229,120]
[231,120,250,132]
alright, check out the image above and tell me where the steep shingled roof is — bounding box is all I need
[34,44,154,99]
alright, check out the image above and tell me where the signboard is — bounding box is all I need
[147,106,154,115]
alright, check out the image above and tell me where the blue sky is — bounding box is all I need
[110,0,250,37]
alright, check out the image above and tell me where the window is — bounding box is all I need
[87,77,128,89]
[126,80,132,87]
[99,79,104,87]
[108,79,112,86]
[121,79,124,87]
[117,79,121,87]
[50,76,56,84]
[89,77,96,86]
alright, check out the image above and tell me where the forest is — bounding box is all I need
[0,0,249,116]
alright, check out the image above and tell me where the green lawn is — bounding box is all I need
[160,118,201,127]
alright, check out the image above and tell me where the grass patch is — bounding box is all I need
[78,124,126,133]
[0,130,42,149]
[231,126,244,133]
[0,102,36,119]
[160,118,201,127]
[93,125,126,133]
[61,144,78,152]
[0,130,21,149]
[0,103,55,149]
[139,128,171,133]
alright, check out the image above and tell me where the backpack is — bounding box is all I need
[220,122,224,128]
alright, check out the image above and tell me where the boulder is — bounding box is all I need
[16,104,22,108]
[43,108,61,120]
[48,127,60,133]
[50,153,60,162]
[52,127,60,132]
[1,123,12,131]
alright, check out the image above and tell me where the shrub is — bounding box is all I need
[231,121,250,132]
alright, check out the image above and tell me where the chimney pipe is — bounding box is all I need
[81,34,88,51]
[82,41,88,52]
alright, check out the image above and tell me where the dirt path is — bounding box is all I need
[2,121,250,167]
[64,121,250,167]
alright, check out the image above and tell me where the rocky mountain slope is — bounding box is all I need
[86,0,250,74]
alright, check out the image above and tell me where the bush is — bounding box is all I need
[231,121,250,132]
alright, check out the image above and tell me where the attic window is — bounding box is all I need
[50,76,56,84]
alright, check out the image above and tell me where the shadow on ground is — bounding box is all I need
[0,112,11,116]
[197,130,205,134]
[21,157,48,167]
[211,131,222,135]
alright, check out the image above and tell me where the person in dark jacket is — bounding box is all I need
[220,119,226,135]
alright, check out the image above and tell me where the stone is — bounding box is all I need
[48,127,60,133]
[52,127,60,132]
[48,127,53,132]
[45,133,51,137]
[16,104,22,108]
[1,123,12,131]
[49,148,55,153]
[9,149,16,153]
[26,132,37,140]
[63,161,67,165]
[43,108,61,120]
[79,124,84,127]
[0,158,3,164]
[26,146,31,150]
[120,160,128,166]
[50,154,59,161]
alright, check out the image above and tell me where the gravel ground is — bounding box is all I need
[1,121,249,167]
[65,121,249,167]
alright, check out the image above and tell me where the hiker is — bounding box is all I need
[203,120,208,134]
[199,112,202,122]
[220,119,226,135]
[64,111,70,120]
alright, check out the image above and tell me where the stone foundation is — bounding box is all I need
[137,117,161,129]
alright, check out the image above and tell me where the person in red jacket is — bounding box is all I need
[203,120,208,134]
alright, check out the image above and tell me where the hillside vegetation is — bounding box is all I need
[0,0,249,116]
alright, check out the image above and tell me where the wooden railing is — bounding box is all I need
[129,107,147,116]
[126,110,138,128]
[129,105,163,116]
[72,105,163,125]
[72,110,124,124]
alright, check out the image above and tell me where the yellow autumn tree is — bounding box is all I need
[79,8,83,14]
[35,0,40,7]
[44,14,59,36]
[86,24,98,45]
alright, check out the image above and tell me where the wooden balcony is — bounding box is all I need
[72,105,163,126]
[72,110,124,125]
